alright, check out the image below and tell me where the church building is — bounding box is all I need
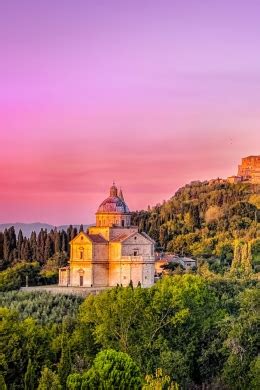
[59,184,155,288]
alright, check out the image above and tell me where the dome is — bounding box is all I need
[97,196,130,213]
[97,184,130,214]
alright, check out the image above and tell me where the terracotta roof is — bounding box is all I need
[88,234,107,243]
[110,233,130,242]
[110,231,154,243]
[141,231,156,243]
[69,232,107,244]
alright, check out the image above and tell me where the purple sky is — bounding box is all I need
[0,1,259,224]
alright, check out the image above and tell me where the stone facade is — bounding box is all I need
[59,184,155,288]
[226,176,243,184]
[237,156,260,184]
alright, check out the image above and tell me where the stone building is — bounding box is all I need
[237,156,260,184]
[226,156,260,184]
[59,184,155,288]
[155,255,196,274]
[226,176,243,184]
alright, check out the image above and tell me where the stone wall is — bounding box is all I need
[237,156,260,183]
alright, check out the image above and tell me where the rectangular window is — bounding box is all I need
[80,275,83,286]
[133,251,138,256]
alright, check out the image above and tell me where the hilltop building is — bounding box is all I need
[237,156,260,184]
[59,184,155,288]
[227,156,260,184]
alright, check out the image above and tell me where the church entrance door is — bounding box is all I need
[80,275,83,287]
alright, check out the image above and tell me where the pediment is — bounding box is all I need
[70,232,92,245]
[121,232,154,245]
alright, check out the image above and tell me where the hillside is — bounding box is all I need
[0,181,259,274]
[132,181,260,267]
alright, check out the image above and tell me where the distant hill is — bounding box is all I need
[0,223,92,237]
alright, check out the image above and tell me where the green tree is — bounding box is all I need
[249,357,260,390]
[54,230,61,253]
[58,324,72,388]
[37,367,61,390]
[82,349,142,389]
[221,288,259,389]
[44,236,53,261]
[30,231,38,261]
[0,375,7,390]
[24,358,35,390]
[66,373,82,390]
[231,239,242,273]
[241,242,252,274]
[143,368,179,390]
[17,229,24,260]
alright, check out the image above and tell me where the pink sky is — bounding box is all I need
[0,1,259,224]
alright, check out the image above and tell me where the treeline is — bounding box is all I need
[0,225,85,271]
[0,274,259,389]
[132,182,260,269]
[1,181,259,276]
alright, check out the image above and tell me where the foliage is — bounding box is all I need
[67,349,142,389]
[132,182,259,271]
[0,265,21,291]
[0,290,83,325]
[24,358,36,390]
[37,367,61,390]
[66,373,83,390]
[58,323,72,388]
[0,274,259,389]
[0,375,7,390]
[0,181,259,388]
[143,368,179,390]
[79,349,142,389]
[0,261,60,292]
[0,225,77,271]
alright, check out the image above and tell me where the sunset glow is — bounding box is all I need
[0,1,259,224]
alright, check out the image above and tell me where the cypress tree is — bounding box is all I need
[30,231,37,260]
[58,325,72,388]
[37,229,46,263]
[241,242,252,274]
[61,230,68,254]
[17,229,24,259]
[79,224,84,232]
[44,235,53,261]
[24,358,35,390]
[54,230,61,253]
[21,238,31,261]
[3,228,11,261]
[0,232,4,269]
[0,375,7,390]
[231,239,242,272]
[67,225,73,242]
[72,227,78,240]
[9,226,17,260]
